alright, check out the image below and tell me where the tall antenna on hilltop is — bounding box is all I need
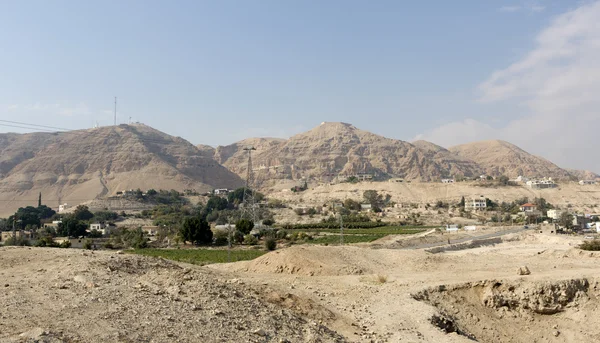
[240,146,258,225]
[114,96,117,126]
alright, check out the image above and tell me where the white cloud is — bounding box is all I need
[418,1,600,172]
[499,2,545,13]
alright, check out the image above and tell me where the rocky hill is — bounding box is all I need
[448,140,573,179]
[0,124,242,215]
[214,122,481,184]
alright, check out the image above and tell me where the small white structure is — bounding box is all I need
[360,204,372,211]
[58,203,70,213]
[547,209,564,220]
[214,188,230,195]
[464,225,477,231]
[446,224,459,232]
[579,180,597,185]
[596,222,600,233]
[441,179,455,184]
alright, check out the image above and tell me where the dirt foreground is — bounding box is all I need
[2,231,600,343]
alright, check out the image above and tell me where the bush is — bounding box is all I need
[3,236,30,246]
[233,230,244,244]
[59,240,72,248]
[243,234,258,245]
[83,239,93,250]
[265,237,277,251]
[580,239,600,251]
[236,219,254,235]
[102,241,113,249]
[262,218,275,226]
[276,229,288,240]
[213,230,229,246]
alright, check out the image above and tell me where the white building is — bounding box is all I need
[579,180,597,185]
[547,209,564,220]
[214,188,230,195]
[446,224,459,232]
[58,203,70,213]
[441,179,455,184]
[465,197,487,211]
[526,178,557,189]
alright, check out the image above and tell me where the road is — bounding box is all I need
[400,225,534,250]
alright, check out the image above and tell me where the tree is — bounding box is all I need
[363,190,383,208]
[205,196,229,213]
[38,192,42,207]
[343,199,361,211]
[180,217,213,245]
[93,211,119,223]
[459,196,465,208]
[498,175,510,185]
[57,217,87,237]
[236,219,255,235]
[558,212,574,230]
[74,205,94,221]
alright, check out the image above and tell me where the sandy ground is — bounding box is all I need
[212,232,600,342]
[3,231,600,342]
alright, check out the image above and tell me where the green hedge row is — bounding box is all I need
[279,222,389,230]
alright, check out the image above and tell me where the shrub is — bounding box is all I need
[83,239,93,250]
[243,234,258,245]
[236,219,254,235]
[276,229,288,240]
[59,240,72,248]
[213,230,229,246]
[102,241,113,249]
[265,237,277,251]
[580,239,600,251]
[233,230,244,244]
[262,218,275,226]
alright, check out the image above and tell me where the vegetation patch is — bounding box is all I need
[128,248,267,265]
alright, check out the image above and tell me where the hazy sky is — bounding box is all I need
[1,1,599,172]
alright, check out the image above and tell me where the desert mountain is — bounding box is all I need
[0,124,242,215]
[448,140,572,179]
[214,122,481,183]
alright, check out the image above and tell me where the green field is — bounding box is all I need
[129,248,267,265]
[301,226,429,235]
[309,234,384,244]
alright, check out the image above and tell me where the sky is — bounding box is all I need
[0,0,599,172]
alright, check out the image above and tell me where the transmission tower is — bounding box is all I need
[240,146,259,225]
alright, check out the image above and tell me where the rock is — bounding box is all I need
[73,275,87,283]
[253,329,268,336]
[116,250,124,255]
[517,266,531,275]
[554,330,560,337]
[19,327,46,339]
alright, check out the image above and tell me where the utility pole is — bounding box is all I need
[114,96,117,126]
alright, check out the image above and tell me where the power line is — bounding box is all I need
[0,123,58,132]
[0,120,73,131]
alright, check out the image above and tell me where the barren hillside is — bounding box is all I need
[0,124,242,216]
[449,140,572,179]
[215,122,481,184]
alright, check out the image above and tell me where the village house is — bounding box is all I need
[214,188,230,195]
[1,230,32,241]
[58,203,70,213]
[360,204,372,211]
[547,209,565,220]
[520,203,538,212]
[526,179,557,189]
[446,224,459,232]
[88,223,115,235]
[441,179,455,184]
[579,180,597,185]
[43,220,62,229]
[388,178,404,183]
[573,215,592,230]
[465,197,487,211]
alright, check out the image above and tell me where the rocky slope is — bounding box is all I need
[214,122,481,184]
[0,124,242,215]
[448,140,573,179]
